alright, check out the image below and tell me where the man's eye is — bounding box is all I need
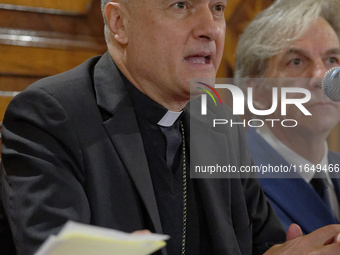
[174,2,188,9]
[214,4,225,12]
[291,59,301,65]
[329,57,339,64]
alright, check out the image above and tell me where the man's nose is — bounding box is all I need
[192,7,221,41]
[312,60,328,79]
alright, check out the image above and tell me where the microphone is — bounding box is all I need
[322,67,340,101]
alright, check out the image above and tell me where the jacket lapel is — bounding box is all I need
[186,98,235,179]
[328,152,340,207]
[248,128,338,233]
[185,100,243,254]
[92,53,164,236]
[262,178,337,233]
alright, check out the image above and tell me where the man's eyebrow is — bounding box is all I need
[325,48,340,55]
[284,48,310,57]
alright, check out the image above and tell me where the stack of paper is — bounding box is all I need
[34,221,169,255]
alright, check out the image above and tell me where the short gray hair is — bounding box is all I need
[234,0,340,85]
[101,0,112,42]
[101,0,110,17]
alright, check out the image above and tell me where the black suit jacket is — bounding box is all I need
[1,52,285,255]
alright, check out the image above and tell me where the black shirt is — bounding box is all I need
[126,81,210,254]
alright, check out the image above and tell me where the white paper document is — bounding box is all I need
[34,221,169,255]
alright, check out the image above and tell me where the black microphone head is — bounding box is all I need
[322,67,340,101]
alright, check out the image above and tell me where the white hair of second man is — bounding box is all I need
[234,0,340,88]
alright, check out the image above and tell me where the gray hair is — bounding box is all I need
[234,0,340,86]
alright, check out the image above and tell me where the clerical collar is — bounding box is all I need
[158,110,183,127]
[126,80,183,126]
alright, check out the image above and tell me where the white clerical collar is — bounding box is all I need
[158,110,183,127]
[256,125,330,183]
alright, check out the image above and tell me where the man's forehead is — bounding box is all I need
[265,47,340,69]
[285,47,340,55]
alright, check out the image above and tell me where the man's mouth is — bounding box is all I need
[185,55,211,64]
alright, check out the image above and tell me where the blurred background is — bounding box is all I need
[0,0,338,158]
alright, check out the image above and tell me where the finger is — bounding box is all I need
[286,224,303,241]
[336,233,340,245]
[132,230,152,235]
[308,225,340,245]
[313,242,340,254]
[322,233,340,245]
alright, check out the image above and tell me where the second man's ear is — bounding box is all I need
[104,2,129,45]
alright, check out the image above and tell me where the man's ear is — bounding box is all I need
[104,2,128,44]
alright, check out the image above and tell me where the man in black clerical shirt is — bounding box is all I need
[2,0,340,254]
